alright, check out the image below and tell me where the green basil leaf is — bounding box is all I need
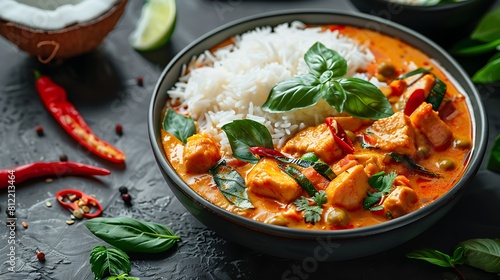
[452,245,466,265]
[262,73,322,112]
[425,76,447,111]
[209,160,254,209]
[472,54,500,83]
[451,38,500,56]
[471,7,500,42]
[487,134,500,173]
[322,80,347,113]
[390,152,439,177]
[407,249,453,268]
[368,171,397,194]
[162,108,196,144]
[338,78,394,120]
[107,274,140,280]
[460,238,500,273]
[84,217,180,253]
[221,119,274,164]
[362,191,382,210]
[89,246,131,280]
[304,42,347,78]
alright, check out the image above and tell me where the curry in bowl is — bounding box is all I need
[159,22,472,231]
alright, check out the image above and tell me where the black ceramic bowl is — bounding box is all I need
[148,10,487,261]
[348,0,493,43]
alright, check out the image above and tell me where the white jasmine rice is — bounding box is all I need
[167,21,377,154]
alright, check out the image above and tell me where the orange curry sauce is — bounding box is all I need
[161,25,472,230]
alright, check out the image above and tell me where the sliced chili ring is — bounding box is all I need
[325,117,354,154]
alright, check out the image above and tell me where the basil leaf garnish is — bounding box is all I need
[460,238,500,274]
[262,42,393,120]
[425,76,447,111]
[470,7,500,42]
[84,217,180,253]
[90,246,131,280]
[221,119,274,163]
[209,160,254,209]
[472,54,500,83]
[337,78,394,119]
[305,41,347,78]
[262,73,322,113]
[162,108,196,144]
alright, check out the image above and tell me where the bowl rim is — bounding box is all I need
[148,8,488,239]
[356,0,486,11]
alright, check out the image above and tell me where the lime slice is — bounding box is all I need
[129,0,176,51]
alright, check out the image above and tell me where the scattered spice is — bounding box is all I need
[118,186,128,194]
[45,201,52,207]
[59,153,68,162]
[115,124,123,136]
[36,251,45,261]
[66,220,75,225]
[137,76,144,86]
[45,178,53,183]
[35,125,44,136]
[121,193,132,205]
[22,221,28,228]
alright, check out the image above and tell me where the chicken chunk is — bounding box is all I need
[410,102,453,149]
[183,134,221,174]
[402,74,435,100]
[325,165,370,210]
[246,158,302,203]
[335,116,371,132]
[282,123,343,164]
[383,186,418,218]
[367,111,417,156]
[354,151,386,177]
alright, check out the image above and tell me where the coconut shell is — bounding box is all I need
[0,0,127,62]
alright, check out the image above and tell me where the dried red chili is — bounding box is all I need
[325,117,354,154]
[0,162,111,188]
[34,71,126,163]
[404,89,425,116]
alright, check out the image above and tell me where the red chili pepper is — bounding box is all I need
[34,71,126,163]
[404,89,425,116]
[249,146,286,158]
[0,162,111,188]
[325,117,354,154]
[56,189,103,218]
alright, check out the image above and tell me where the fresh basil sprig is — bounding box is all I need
[209,160,254,209]
[407,238,500,277]
[163,108,196,144]
[362,171,397,211]
[84,217,180,253]
[262,42,393,120]
[221,119,274,164]
[89,246,131,280]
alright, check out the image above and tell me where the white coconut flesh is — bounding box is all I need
[0,0,119,30]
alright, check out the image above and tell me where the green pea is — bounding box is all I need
[454,138,471,149]
[301,152,319,162]
[377,62,396,80]
[438,158,456,171]
[325,207,349,227]
[417,145,430,159]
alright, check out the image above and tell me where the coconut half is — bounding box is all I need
[0,0,127,62]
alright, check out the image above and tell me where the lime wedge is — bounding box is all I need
[129,0,176,51]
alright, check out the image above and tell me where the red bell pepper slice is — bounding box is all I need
[404,89,425,116]
[248,146,286,158]
[325,117,354,154]
[35,71,126,163]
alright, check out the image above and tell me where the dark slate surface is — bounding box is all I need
[1,1,499,279]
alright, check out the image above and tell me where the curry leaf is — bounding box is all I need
[472,54,500,83]
[84,217,180,253]
[460,238,500,274]
[162,108,196,144]
[425,76,447,111]
[305,42,347,78]
[338,78,394,119]
[221,119,274,164]
[390,152,439,177]
[471,7,500,42]
[89,246,131,280]
[262,73,322,113]
[209,160,254,209]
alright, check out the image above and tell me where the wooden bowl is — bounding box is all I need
[0,0,127,63]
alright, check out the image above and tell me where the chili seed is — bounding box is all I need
[118,186,128,194]
[81,205,90,213]
[115,124,123,136]
[22,221,28,228]
[36,251,45,261]
[77,200,86,207]
[66,220,75,225]
[59,153,68,162]
[45,201,52,207]
[72,209,84,219]
[35,125,44,136]
[45,178,53,183]
[137,76,144,86]
[68,194,77,201]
